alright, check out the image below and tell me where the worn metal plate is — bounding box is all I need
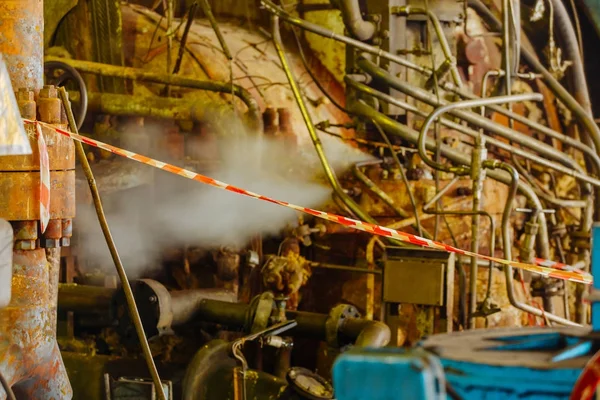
[383,247,454,306]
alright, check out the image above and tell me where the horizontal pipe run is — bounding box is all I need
[346,77,600,188]
[348,100,551,258]
[357,59,591,183]
[86,92,228,122]
[57,284,114,313]
[443,81,600,173]
[260,0,430,74]
[45,57,262,132]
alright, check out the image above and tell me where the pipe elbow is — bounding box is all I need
[340,318,391,348]
[332,0,376,41]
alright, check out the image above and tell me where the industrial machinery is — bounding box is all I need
[332,223,600,399]
[1,0,600,398]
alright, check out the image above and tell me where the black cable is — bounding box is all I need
[0,371,16,400]
[291,25,350,114]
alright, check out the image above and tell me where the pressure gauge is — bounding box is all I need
[286,367,333,400]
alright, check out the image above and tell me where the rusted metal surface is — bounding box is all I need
[121,3,355,143]
[262,252,312,311]
[0,170,75,220]
[0,249,71,399]
[0,88,75,172]
[86,91,231,122]
[0,0,44,91]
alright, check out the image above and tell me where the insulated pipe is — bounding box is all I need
[86,92,229,122]
[330,0,376,41]
[358,59,595,186]
[550,0,592,115]
[346,77,598,188]
[338,318,391,347]
[44,57,263,132]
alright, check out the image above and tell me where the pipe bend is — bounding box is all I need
[330,0,376,41]
[339,318,391,348]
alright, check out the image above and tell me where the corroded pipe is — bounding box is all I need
[86,91,225,122]
[0,0,43,90]
[44,57,262,132]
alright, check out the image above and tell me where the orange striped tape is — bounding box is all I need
[23,119,592,285]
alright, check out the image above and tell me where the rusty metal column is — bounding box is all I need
[0,0,74,398]
[0,0,44,91]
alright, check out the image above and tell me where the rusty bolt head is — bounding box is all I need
[14,240,36,250]
[39,85,58,99]
[17,88,34,102]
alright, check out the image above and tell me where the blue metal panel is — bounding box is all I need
[439,358,580,399]
[332,348,445,400]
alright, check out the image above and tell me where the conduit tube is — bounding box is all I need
[416,93,544,174]
[271,14,403,247]
[348,100,552,256]
[357,58,592,183]
[345,77,595,190]
[350,101,580,326]
[467,0,600,156]
[442,82,600,173]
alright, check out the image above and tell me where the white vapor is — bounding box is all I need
[75,115,371,278]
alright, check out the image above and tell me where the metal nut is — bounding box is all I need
[14,240,36,250]
[16,88,34,102]
[39,85,58,99]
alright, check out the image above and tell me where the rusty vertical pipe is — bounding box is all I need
[0,0,44,91]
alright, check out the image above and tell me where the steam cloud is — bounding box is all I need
[75,114,372,277]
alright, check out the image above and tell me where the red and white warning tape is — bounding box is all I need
[24,119,593,285]
[26,121,50,233]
